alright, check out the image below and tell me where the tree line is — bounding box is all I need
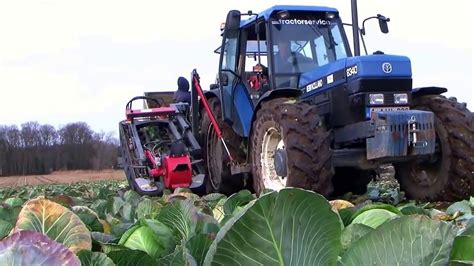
[0,121,119,176]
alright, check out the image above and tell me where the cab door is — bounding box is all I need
[219,10,241,123]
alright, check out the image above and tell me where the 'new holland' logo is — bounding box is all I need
[382,62,392,74]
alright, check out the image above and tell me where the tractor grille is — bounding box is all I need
[358,78,412,93]
[384,93,394,105]
[389,122,433,133]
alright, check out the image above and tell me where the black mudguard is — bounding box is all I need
[412,86,447,97]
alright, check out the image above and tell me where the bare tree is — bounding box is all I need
[0,126,7,175]
[39,124,58,173]
[0,122,119,176]
[91,131,119,170]
[58,122,95,170]
[5,125,22,175]
[39,124,58,146]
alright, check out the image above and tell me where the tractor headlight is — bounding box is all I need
[369,94,384,105]
[394,93,408,104]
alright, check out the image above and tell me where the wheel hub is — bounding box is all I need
[261,127,287,191]
[207,124,223,190]
[274,147,287,177]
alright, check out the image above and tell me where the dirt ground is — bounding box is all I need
[0,170,125,187]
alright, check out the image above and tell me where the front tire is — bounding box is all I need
[251,98,334,196]
[395,95,474,201]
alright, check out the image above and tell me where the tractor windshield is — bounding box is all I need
[270,12,349,87]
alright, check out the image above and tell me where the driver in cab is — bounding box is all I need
[273,39,312,73]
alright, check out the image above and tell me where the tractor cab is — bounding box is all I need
[266,10,350,89]
[218,6,352,136]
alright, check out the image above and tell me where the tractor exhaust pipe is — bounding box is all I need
[351,0,361,56]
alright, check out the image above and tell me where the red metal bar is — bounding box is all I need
[192,75,234,161]
[192,76,222,138]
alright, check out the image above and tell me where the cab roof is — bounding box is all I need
[240,5,339,28]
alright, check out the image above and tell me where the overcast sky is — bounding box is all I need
[0,0,472,135]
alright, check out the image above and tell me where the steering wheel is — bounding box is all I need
[221,69,241,85]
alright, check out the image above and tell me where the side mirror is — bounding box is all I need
[225,10,241,31]
[377,14,390,34]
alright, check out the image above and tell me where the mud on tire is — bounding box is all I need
[395,95,474,201]
[199,97,246,194]
[251,98,334,196]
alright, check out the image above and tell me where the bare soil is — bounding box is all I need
[0,170,125,187]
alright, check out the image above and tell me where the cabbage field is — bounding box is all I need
[0,181,473,265]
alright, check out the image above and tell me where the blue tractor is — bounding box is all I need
[191,1,473,200]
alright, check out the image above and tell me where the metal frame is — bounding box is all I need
[119,97,205,196]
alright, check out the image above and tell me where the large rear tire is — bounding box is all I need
[200,97,246,194]
[395,95,474,201]
[251,98,334,196]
